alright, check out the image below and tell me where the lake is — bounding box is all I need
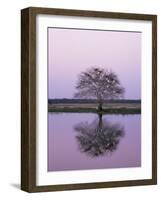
[48,113,141,171]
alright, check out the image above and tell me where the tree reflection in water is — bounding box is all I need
[74,114,125,157]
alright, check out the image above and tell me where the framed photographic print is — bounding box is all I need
[21,7,157,192]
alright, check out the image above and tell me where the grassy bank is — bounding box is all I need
[48,103,141,114]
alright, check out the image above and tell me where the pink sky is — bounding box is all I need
[48,28,141,99]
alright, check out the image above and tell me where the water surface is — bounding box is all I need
[48,113,141,171]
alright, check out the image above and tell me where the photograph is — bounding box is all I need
[48,27,141,172]
[21,7,157,192]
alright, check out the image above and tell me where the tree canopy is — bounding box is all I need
[74,67,125,111]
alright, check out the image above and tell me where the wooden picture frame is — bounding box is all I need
[21,7,157,192]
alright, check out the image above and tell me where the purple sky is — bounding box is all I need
[48,28,141,99]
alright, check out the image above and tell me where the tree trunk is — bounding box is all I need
[98,102,103,112]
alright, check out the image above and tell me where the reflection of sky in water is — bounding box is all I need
[48,113,141,171]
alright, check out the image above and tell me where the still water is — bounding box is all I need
[48,113,141,171]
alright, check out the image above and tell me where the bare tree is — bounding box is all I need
[74,67,124,111]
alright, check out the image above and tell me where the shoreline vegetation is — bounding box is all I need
[48,99,141,114]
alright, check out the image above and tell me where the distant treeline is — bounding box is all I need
[48,99,141,104]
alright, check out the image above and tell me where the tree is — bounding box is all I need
[74,67,124,111]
